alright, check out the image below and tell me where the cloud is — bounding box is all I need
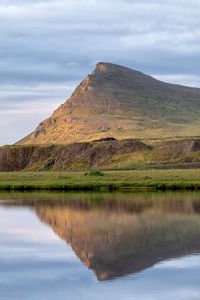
[1,0,200,144]
[0,82,76,144]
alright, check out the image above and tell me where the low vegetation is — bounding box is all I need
[1,169,200,191]
[85,170,104,176]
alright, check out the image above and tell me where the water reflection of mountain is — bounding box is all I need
[1,192,200,280]
[22,192,200,281]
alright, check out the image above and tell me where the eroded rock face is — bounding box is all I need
[88,139,149,168]
[150,139,200,163]
[0,146,35,171]
[155,139,200,154]
[0,139,149,171]
[18,62,200,145]
[2,138,200,171]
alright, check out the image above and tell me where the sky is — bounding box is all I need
[1,0,200,145]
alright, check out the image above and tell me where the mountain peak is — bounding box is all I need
[94,62,112,72]
[18,62,200,145]
[94,62,123,73]
[92,62,155,84]
[93,61,137,74]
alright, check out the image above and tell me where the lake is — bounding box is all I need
[1,191,200,300]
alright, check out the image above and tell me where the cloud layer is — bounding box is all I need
[1,0,200,144]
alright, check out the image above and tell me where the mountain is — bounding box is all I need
[19,62,200,145]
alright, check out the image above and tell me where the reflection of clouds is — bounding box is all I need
[1,206,200,299]
[0,208,77,262]
[0,228,59,241]
[0,246,74,261]
[0,208,65,241]
[142,289,200,300]
[154,255,200,270]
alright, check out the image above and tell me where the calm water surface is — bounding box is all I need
[1,191,200,299]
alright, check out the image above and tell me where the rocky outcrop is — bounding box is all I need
[155,139,200,154]
[0,146,36,171]
[150,139,200,163]
[2,138,200,171]
[0,139,149,171]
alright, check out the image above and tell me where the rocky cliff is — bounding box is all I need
[2,138,200,171]
[0,139,149,171]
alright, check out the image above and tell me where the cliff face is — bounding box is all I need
[2,138,200,171]
[18,62,200,145]
[0,139,149,171]
[0,146,36,171]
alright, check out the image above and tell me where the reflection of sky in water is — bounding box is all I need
[1,207,200,300]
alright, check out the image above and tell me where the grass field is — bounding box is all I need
[1,169,200,191]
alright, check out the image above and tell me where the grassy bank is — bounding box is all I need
[1,169,200,191]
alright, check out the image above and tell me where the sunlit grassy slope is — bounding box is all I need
[20,62,200,145]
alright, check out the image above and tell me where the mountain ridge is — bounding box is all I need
[19,62,200,145]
